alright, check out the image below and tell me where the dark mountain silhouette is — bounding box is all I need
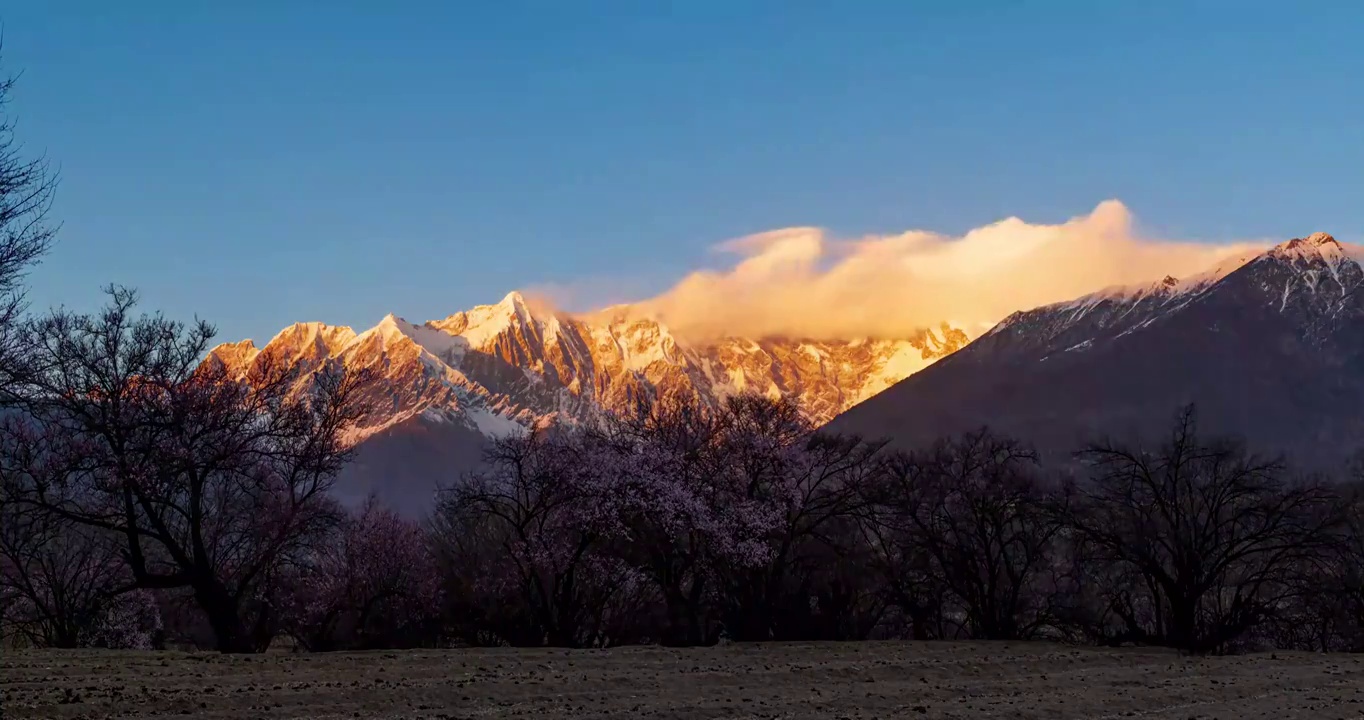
[826,233,1364,474]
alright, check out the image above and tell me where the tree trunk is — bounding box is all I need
[1168,596,1199,652]
[909,609,930,641]
[194,583,256,653]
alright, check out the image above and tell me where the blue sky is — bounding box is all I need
[5,1,1362,344]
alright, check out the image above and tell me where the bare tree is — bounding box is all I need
[1283,467,1364,652]
[1065,405,1342,653]
[874,430,1062,640]
[857,499,949,640]
[1337,480,1364,650]
[0,47,57,399]
[433,428,628,648]
[3,287,368,652]
[0,493,126,647]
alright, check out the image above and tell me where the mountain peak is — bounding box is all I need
[260,321,358,361]
[1281,232,1339,251]
[498,290,537,326]
[426,291,542,351]
[358,314,413,349]
[1269,232,1363,267]
[205,339,260,372]
[268,320,354,342]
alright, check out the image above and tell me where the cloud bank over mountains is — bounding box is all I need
[596,200,1265,342]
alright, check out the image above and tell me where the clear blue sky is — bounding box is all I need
[5,1,1362,344]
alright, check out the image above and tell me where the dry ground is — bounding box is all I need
[2,641,1362,719]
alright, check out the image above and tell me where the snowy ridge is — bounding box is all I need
[209,293,973,445]
[1259,233,1364,314]
[975,232,1361,360]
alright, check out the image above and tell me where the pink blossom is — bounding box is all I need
[281,499,441,650]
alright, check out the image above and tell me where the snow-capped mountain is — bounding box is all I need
[211,293,969,441]
[209,296,970,514]
[828,233,1364,473]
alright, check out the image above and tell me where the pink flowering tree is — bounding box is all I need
[582,393,841,645]
[281,498,441,651]
[78,589,164,650]
[432,392,892,647]
[708,400,889,641]
[434,428,643,647]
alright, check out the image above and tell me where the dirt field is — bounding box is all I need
[2,641,1362,719]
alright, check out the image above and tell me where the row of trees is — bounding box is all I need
[8,348,1360,655]
[427,400,1364,654]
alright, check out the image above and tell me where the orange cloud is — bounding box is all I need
[616,200,1266,342]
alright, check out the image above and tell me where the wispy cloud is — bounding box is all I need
[589,200,1265,342]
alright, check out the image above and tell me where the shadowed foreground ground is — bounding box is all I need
[3,641,1362,719]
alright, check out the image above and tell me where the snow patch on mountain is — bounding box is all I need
[430,291,535,350]
[465,407,527,438]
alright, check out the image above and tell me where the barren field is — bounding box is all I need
[3,642,1362,719]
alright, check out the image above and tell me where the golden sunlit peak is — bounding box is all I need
[1281,232,1338,249]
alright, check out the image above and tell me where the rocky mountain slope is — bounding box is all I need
[209,296,969,514]
[827,233,1364,473]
